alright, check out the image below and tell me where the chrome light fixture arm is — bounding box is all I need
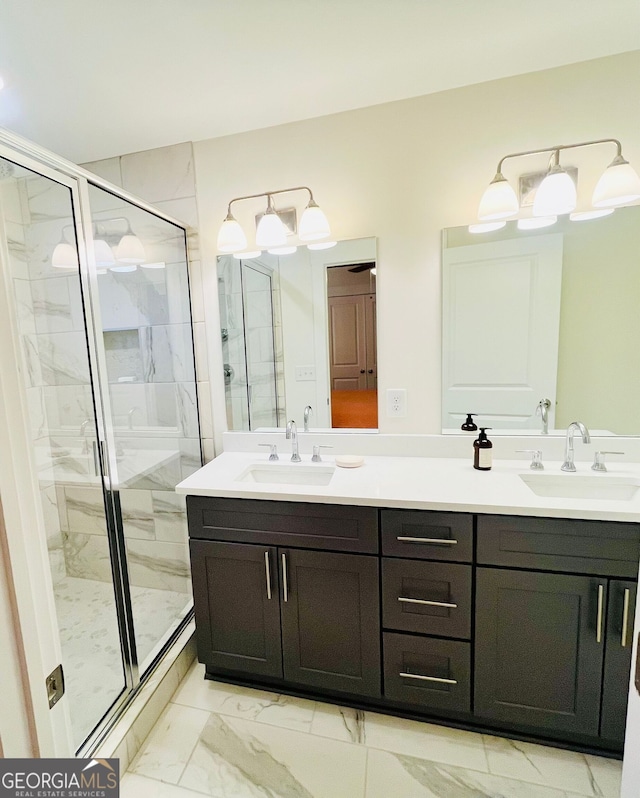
[494,138,624,175]
[226,186,314,216]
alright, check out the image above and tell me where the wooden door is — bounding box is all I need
[328,295,367,390]
[475,568,605,736]
[279,548,381,697]
[365,294,377,389]
[190,540,283,678]
[601,580,637,744]
[442,234,563,430]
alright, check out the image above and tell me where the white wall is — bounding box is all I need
[193,51,640,447]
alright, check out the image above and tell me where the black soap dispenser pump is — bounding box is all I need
[473,428,493,471]
[461,414,478,431]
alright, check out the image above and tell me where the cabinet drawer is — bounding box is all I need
[381,510,473,562]
[382,559,472,638]
[383,632,470,713]
[477,515,640,577]
[187,496,378,553]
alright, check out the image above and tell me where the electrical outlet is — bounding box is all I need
[386,388,407,417]
[295,365,316,381]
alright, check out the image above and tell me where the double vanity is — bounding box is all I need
[177,444,640,755]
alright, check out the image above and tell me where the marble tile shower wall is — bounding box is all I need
[0,175,67,584]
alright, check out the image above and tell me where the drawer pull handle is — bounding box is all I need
[622,588,631,648]
[282,552,289,602]
[400,672,457,685]
[396,536,458,545]
[398,597,458,609]
[597,584,605,644]
[264,551,272,600]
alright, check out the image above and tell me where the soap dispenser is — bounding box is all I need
[461,414,478,431]
[473,428,493,471]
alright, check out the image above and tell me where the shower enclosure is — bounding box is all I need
[0,133,201,752]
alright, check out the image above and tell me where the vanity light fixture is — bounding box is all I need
[115,228,146,265]
[93,238,115,268]
[569,209,615,221]
[477,138,640,222]
[467,221,507,234]
[52,218,147,272]
[52,238,79,269]
[517,216,557,230]
[216,186,331,253]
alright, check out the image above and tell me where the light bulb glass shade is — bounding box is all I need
[533,167,576,216]
[298,201,331,241]
[255,210,287,248]
[307,241,337,250]
[93,238,115,267]
[468,221,507,234]
[592,157,640,207]
[517,216,557,230]
[268,246,297,255]
[477,173,519,220]
[570,209,614,221]
[115,233,146,264]
[233,250,262,260]
[217,216,247,252]
[52,241,79,269]
[141,261,166,269]
[110,263,137,273]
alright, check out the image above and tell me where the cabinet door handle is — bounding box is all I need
[399,672,457,685]
[596,584,605,644]
[398,596,458,609]
[622,588,631,648]
[396,536,457,545]
[264,551,272,600]
[282,553,289,602]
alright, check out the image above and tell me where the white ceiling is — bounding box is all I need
[0,0,638,164]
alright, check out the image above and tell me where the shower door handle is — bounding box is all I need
[92,440,101,477]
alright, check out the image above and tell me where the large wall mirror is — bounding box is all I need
[442,205,640,435]
[218,237,378,432]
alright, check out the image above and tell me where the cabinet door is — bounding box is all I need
[601,580,637,744]
[475,568,605,736]
[190,540,283,678]
[280,549,381,697]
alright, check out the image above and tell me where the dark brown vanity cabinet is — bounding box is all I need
[187,497,639,753]
[188,498,381,698]
[475,515,640,745]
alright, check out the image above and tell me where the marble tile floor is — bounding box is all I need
[122,661,622,798]
[54,575,190,747]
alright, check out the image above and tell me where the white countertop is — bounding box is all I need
[176,452,640,523]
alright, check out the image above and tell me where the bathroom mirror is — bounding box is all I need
[218,237,378,432]
[441,205,640,435]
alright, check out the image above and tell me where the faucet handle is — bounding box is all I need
[259,443,279,461]
[312,445,332,463]
[516,450,544,470]
[591,451,624,472]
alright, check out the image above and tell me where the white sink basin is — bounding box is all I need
[237,464,336,486]
[520,473,640,501]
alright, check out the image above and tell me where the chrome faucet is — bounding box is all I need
[79,418,94,454]
[536,398,551,435]
[561,421,591,472]
[286,420,301,462]
[303,405,313,432]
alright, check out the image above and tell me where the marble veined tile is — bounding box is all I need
[584,754,622,798]
[173,662,315,733]
[125,539,190,593]
[121,773,205,798]
[362,711,488,773]
[131,702,210,784]
[121,142,195,204]
[483,734,614,796]
[152,491,187,543]
[311,703,367,744]
[179,713,367,798]
[120,489,155,540]
[365,748,580,798]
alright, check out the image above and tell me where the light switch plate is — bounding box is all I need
[295,365,316,381]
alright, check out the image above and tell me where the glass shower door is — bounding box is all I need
[87,185,199,674]
[0,156,128,748]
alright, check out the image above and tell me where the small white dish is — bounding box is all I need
[336,455,364,468]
